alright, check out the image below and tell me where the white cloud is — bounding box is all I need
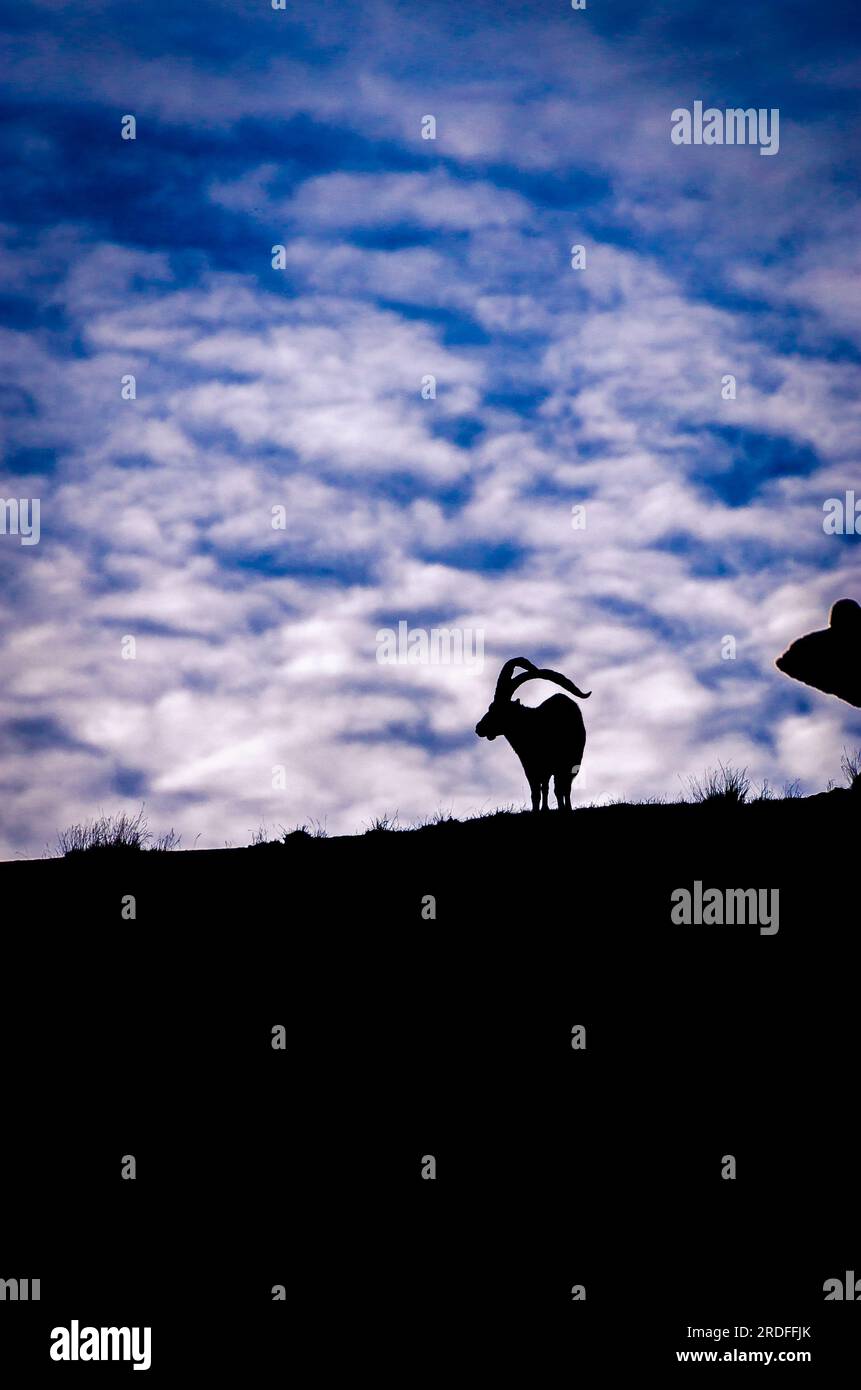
[212,166,532,233]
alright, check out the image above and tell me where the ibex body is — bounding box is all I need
[475,657,590,811]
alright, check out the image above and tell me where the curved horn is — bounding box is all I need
[494,657,537,700]
[509,667,591,699]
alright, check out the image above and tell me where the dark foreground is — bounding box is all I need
[1,792,859,1377]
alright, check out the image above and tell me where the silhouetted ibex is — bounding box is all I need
[775,598,861,707]
[475,657,590,811]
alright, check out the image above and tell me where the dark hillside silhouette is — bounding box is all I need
[1,769,858,1378]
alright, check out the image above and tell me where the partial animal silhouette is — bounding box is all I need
[475,657,590,811]
[775,598,861,707]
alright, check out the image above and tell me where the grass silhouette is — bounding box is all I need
[56,806,181,857]
[50,754,860,858]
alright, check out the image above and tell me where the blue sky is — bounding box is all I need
[1,0,859,854]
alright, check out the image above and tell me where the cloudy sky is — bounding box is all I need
[1,0,859,857]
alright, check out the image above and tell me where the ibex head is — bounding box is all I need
[475,657,591,739]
